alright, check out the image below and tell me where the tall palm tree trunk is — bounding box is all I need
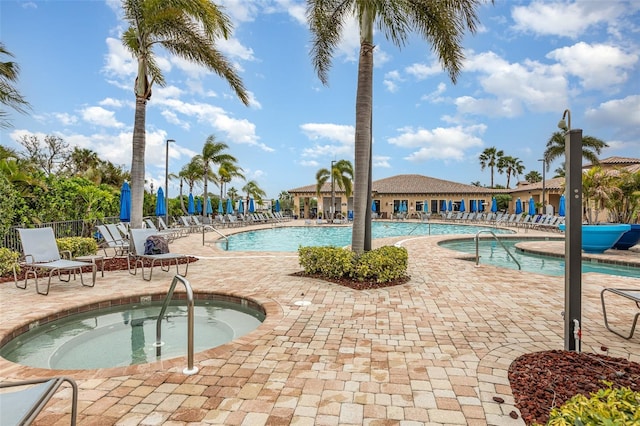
[351,39,374,254]
[130,97,147,228]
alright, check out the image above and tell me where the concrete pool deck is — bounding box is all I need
[0,220,639,425]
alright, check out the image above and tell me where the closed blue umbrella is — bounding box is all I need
[206,198,213,215]
[226,198,233,214]
[275,199,281,213]
[248,198,255,213]
[217,198,224,214]
[529,197,536,215]
[238,199,244,214]
[470,199,476,212]
[491,197,498,213]
[119,182,131,222]
[371,200,376,212]
[558,194,566,217]
[187,193,195,215]
[448,200,453,212]
[441,200,447,212]
[196,198,202,214]
[155,187,166,216]
[423,201,428,213]
[459,199,466,212]
[515,198,523,214]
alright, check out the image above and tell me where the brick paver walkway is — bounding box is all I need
[1,220,638,425]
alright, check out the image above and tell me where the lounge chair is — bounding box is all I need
[0,376,78,425]
[144,218,179,242]
[601,288,640,339]
[158,216,189,238]
[15,227,97,295]
[127,228,189,281]
[96,224,129,256]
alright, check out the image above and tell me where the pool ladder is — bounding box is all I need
[154,275,199,375]
[202,225,229,250]
[475,230,521,270]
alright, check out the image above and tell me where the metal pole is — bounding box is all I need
[165,139,175,226]
[562,109,582,352]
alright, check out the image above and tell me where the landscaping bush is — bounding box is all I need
[0,247,20,277]
[298,245,408,283]
[353,246,408,283]
[56,237,98,258]
[543,383,640,425]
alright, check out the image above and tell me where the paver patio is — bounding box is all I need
[1,220,638,425]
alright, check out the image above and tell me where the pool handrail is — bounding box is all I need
[474,230,521,270]
[155,275,198,375]
[202,224,229,249]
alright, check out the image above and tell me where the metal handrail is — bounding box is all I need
[202,225,229,250]
[474,230,521,270]
[155,275,199,375]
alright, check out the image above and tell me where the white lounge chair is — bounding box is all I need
[96,224,129,256]
[0,376,78,425]
[15,227,97,295]
[127,228,189,281]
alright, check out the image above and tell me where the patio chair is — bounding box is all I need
[127,228,189,281]
[0,376,78,426]
[158,216,189,238]
[96,224,129,256]
[601,288,640,339]
[144,218,178,242]
[15,227,97,295]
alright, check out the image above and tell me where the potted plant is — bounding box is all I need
[606,168,640,250]
[559,167,630,254]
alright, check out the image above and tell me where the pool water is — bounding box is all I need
[440,238,640,279]
[224,222,514,252]
[0,300,265,370]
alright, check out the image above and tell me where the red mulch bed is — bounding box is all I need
[291,271,411,290]
[508,349,640,425]
[1,256,198,284]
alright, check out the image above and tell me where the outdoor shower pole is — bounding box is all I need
[165,139,175,226]
[560,109,582,352]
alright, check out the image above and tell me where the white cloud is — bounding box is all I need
[300,123,355,145]
[585,94,640,142]
[54,113,78,126]
[388,125,486,162]
[103,37,136,80]
[373,155,391,168]
[405,61,442,80]
[511,1,627,38]
[81,106,124,128]
[547,42,638,91]
[99,98,125,108]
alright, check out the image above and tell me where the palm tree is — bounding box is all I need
[242,180,266,210]
[308,1,486,252]
[121,0,249,228]
[582,166,621,223]
[525,170,542,183]
[479,147,504,188]
[315,159,354,219]
[217,160,245,201]
[497,155,524,189]
[543,132,608,170]
[0,42,30,129]
[196,136,237,218]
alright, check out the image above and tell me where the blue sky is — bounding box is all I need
[1,0,639,200]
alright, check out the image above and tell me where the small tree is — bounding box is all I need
[582,167,621,223]
[606,169,640,224]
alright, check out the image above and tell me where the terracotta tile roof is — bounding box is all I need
[289,174,502,195]
[512,177,565,193]
[585,156,640,167]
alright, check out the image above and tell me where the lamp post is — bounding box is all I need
[330,160,336,221]
[165,139,175,225]
[558,109,583,352]
[538,158,546,213]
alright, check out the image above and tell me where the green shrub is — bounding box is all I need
[544,383,640,425]
[353,246,408,283]
[298,245,408,284]
[56,237,98,258]
[298,246,354,278]
[0,247,20,277]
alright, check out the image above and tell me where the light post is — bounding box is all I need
[330,160,336,222]
[165,139,175,225]
[558,108,583,352]
[538,158,546,213]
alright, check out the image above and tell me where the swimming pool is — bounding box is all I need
[0,298,265,370]
[439,238,640,278]
[223,222,514,252]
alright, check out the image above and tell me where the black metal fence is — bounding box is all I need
[1,217,121,252]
